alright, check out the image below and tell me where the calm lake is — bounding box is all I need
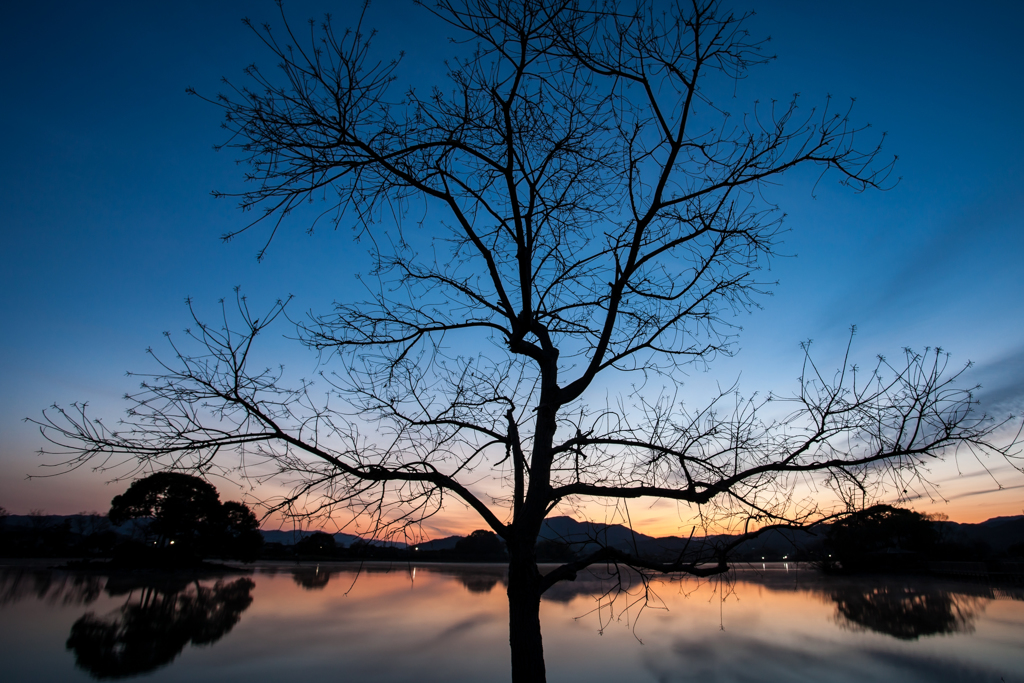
[1,561,1021,682]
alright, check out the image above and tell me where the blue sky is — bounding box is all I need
[2,1,1022,532]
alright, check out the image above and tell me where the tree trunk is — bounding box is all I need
[507,543,546,683]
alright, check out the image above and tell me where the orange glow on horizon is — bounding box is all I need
[259,484,1024,542]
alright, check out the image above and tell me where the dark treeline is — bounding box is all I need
[0,511,260,564]
[0,473,263,566]
[3,504,1024,574]
[0,510,121,559]
[261,528,575,563]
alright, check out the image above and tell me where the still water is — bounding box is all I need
[1,561,1021,682]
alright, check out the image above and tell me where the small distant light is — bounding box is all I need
[169,540,175,545]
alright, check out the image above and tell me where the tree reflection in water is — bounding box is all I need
[458,573,502,594]
[66,577,254,679]
[827,584,984,640]
[292,565,332,590]
[0,568,103,607]
[1,564,1012,682]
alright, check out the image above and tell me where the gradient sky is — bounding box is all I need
[2,1,1022,537]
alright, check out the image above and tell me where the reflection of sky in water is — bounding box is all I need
[0,563,1022,682]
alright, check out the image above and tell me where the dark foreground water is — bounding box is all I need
[1,561,1021,682]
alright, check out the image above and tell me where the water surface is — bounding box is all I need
[1,561,1021,682]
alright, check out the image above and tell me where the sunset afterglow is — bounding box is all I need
[1,0,1022,541]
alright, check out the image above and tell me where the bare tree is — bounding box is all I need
[35,1,1021,681]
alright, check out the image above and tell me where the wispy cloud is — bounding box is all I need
[942,483,1024,502]
[970,344,1024,415]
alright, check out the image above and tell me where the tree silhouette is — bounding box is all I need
[109,472,222,550]
[36,2,1021,680]
[108,472,262,563]
[294,531,337,557]
[824,504,937,572]
[218,500,264,562]
[456,529,507,560]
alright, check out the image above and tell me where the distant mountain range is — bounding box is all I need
[262,513,1024,559]
[5,512,1023,558]
[537,515,820,560]
[934,516,1024,552]
[260,529,367,547]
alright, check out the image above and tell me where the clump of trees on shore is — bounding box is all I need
[0,473,262,565]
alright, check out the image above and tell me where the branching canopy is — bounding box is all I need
[36,0,1021,579]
